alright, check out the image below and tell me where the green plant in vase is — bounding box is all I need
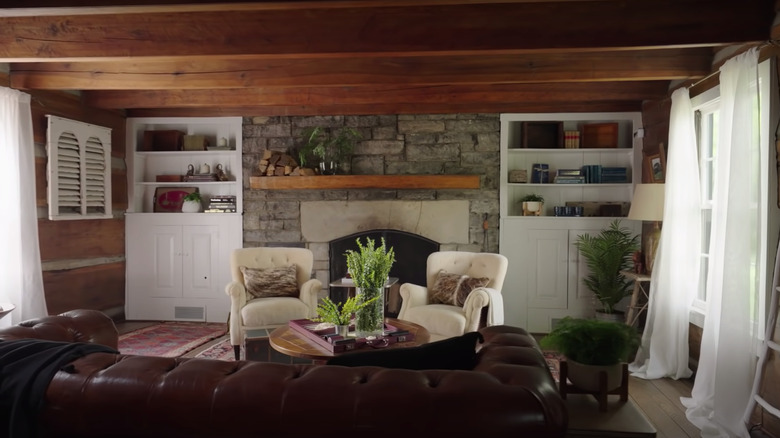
[345,237,395,338]
[312,296,378,326]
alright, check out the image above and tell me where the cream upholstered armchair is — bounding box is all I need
[398,251,508,341]
[225,247,322,360]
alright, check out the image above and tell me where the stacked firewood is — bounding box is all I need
[257,150,317,176]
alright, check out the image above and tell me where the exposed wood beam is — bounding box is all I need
[83,81,667,110]
[125,100,645,118]
[0,1,772,61]
[10,48,712,90]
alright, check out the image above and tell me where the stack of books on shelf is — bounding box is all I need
[580,165,629,183]
[582,165,602,183]
[204,195,237,213]
[555,169,586,184]
[564,130,581,149]
[184,173,218,182]
[600,167,629,183]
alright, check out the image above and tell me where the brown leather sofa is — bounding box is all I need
[0,309,567,438]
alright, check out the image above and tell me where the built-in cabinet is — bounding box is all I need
[499,112,643,332]
[125,117,243,322]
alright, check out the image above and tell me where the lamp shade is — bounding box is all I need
[628,184,665,221]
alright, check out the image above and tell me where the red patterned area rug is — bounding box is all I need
[544,350,564,382]
[193,337,235,361]
[119,322,227,357]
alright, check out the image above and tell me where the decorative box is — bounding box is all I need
[508,169,527,183]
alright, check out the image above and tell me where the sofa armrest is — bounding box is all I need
[225,280,247,346]
[462,286,504,330]
[299,278,323,318]
[0,309,118,349]
[398,283,428,320]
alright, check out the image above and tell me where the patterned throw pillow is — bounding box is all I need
[429,270,490,307]
[240,265,299,299]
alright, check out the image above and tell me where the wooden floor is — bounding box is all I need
[626,375,700,437]
[115,321,700,437]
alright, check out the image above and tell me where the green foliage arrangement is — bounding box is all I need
[540,317,640,366]
[519,193,545,203]
[574,219,640,314]
[312,295,378,326]
[345,237,395,334]
[298,126,362,168]
[183,192,201,202]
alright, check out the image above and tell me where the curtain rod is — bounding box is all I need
[689,39,780,89]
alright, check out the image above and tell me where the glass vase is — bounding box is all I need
[355,286,384,338]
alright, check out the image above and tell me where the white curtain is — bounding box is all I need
[681,48,760,438]
[0,87,48,325]
[630,87,701,380]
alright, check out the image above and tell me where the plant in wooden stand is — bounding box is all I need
[181,192,202,213]
[520,193,545,216]
[298,126,362,175]
[345,237,395,338]
[312,295,378,337]
[574,219,639,320]
[540,317,639,395]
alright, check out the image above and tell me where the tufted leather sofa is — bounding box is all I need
[0,309,567,438]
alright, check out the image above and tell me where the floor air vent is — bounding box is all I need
[174,306,205,321]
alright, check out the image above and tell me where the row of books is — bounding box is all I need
[552,166,628,184]
[564,130,581,149]
[204,195,237,213]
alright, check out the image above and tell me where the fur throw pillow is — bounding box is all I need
[240,265,299,299]
[429,270,490,306]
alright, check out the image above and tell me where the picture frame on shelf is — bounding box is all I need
[643,144,666,183]
[153,187,198,212]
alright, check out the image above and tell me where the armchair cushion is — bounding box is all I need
[326,331,484,370]
[429,270,490,306]
[240,265,299,299]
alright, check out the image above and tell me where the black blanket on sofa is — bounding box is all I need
[0,339,118,438]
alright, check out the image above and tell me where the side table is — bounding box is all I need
[621,270,651,328]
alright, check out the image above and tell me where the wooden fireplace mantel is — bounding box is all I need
[249,174,480,190]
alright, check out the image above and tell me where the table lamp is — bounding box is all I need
[627,184,665,274]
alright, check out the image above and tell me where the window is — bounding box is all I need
[694,101,718,308]
[688,58,775,337]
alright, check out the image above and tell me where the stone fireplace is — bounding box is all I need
[240,113,502,295]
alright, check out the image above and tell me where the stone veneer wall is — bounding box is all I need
[241,114,500,288]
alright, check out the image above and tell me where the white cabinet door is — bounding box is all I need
[182,225,219,299]
[527,228,569,310]
[149,225,182,298]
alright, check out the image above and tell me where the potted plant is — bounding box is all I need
[181,192,202,213]
[312,295,378,337]
[298,126,362,175]
[574,219,640,318]
[540,316,639,392]
[345,237,395,337]
[520,193,545,216]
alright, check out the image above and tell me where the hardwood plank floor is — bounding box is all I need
[628,375,699,437]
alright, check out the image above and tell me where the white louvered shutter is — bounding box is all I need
[46,116,112,220]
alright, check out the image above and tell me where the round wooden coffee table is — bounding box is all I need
[269,318,430,363]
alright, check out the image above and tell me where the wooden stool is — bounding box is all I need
[559,360,629,412]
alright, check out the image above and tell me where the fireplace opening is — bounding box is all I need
[328,229,440,317]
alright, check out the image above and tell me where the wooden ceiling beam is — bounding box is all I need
[10,48,712,90]
[0,1,771,61]
[82,81,668,109]
[125,100,645,118]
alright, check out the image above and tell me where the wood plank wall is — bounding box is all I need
[2,73,128,319]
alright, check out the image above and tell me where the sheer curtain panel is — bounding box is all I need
[681,48,760,438]
[629,87,701,380]
[0,87,47,325]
